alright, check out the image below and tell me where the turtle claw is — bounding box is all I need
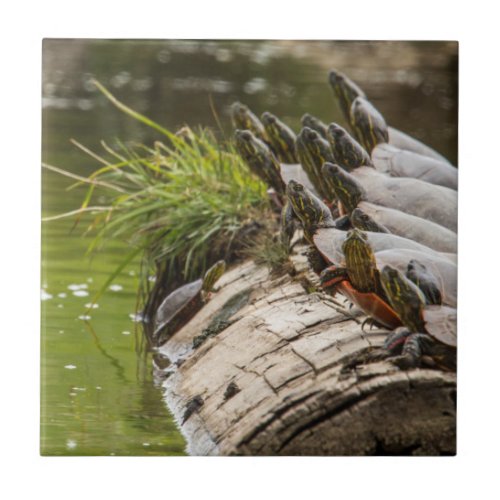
[389,354,420,370]
[362,348,392,364]
[360,317,385,333]
[381,330,428,370]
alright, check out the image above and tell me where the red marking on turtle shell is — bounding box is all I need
[338,280,402,330]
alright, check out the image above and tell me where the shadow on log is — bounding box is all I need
[154,247,456,456]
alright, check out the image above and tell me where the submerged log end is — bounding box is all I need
[157,251,456,456]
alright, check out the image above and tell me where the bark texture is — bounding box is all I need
[155,246,456,456]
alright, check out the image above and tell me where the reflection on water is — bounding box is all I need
[41,39,458,456]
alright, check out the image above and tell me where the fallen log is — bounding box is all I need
[154,247,456,456]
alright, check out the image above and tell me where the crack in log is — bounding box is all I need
[290,347,319,375]
[275,390,374,453]
[237,391,322,449]
[232,363,279,396]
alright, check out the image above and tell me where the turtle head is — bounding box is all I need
[261,111,297,163]
[350,96,389,153]
[230,101,250,127]
[230,101,267,139]
[380,265,427,332]
[327,122,371,171]
[235,129,284,194]
[328,69,366,122]
[260,111,276,127]
[328,69,365,99]
[234,129,264,159]
[295,127,317,171]
[322,162,365,214]
[202,260,226,292]
[341,228,377,293]
[286,180,334,238]
[298,126,320,144]
[297,127,334,169]
[351,208,389,233]
[301,113,328,139]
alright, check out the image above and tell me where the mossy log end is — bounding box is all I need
[155,247,456,456]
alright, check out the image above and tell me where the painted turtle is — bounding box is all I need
[261,111,297,164]
[319,228,403,329]
[350,96,389,153]
[153,260,226,346]
[230,102,268,144]
[295,127,337,202]
[328,69,451,164]
[350,204,457,253]
[301,113,329,140]
[379,264,456,370]
[234,129,286,195]
[328,69,366,125]
[326,122,372,171]
[322,162,458,232]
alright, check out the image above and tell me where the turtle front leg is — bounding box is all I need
[361,328,426,367]
[320,265,349,295]
[389,332,435,369]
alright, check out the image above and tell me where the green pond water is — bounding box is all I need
[41,39,458,456]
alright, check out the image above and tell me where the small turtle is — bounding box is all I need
[379,265,457,370]
[234,129,286,195]
[320,228,402,329]
[371,143,458,190]
[295,126,337,202]
[326,122,372,171]
[350,205,457,253]
[153,260,226,346]
[328,69,451,164]
[261,111,297,163]
[230,102,268,143]
[322,162,458,232]
[301,113,329,139]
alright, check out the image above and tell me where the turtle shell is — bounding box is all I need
[349,166,457,232]
[422,305,457,347]
[153,278,204,343]
[372,143,458,190]
[355,201,458,253]
[387,127,451,165]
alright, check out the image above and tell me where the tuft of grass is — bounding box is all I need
[242,228,292,276]
[45,81,274,319]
